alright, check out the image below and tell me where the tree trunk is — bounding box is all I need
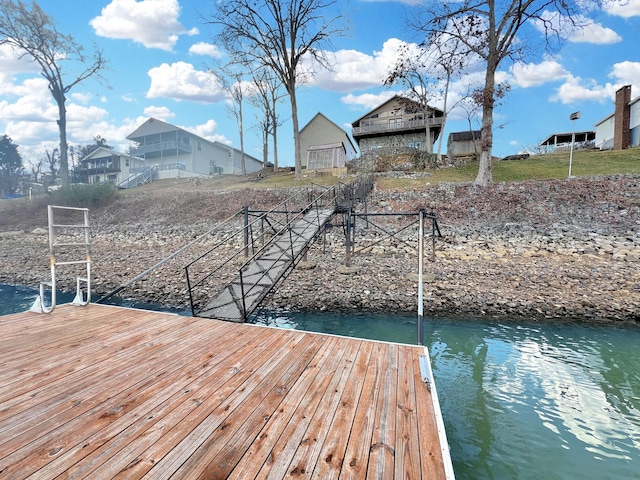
[271,98,279,172]
[239,97,246,176]
[56,95,69,187]
[474,66,495,186]
[290,87,301,176]
[436,72,451,165]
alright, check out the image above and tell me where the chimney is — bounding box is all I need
[613,85,631,150]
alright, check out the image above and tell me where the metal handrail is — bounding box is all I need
[184,186,329,316]
[235,188,335,319]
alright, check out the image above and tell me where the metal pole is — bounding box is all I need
[417,209,425,346]
[568,111,580,178]
[345,209,352,267]
[243,205,249,258]
[568,129,575,178]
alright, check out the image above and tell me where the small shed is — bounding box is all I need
[447,130,481,157]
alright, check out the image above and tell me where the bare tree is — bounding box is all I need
[27,156,44,183]
[215,68,248,176]
[412,0,592,185]
[44,148,59,179]
[0,0,107,187]
[208,0,347,175]
[385,39,467,164]
[250,69,286,171]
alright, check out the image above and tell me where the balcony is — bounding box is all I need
[352,117,444,137]
[130,140,192,156]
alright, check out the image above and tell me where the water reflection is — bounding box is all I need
[428,320,640,480]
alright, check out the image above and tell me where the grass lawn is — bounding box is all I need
[377,147,640,188]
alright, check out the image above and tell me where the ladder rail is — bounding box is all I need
[32,205,91,314]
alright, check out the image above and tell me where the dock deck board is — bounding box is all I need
[0,304,451,479]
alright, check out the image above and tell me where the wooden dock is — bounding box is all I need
[0,303,454,479]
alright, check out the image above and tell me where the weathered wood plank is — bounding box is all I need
[394,344,422,478]
[367,343,399,478]
[413,351,448,478]
[0,305,451,480]
[226,335,342,479]
[339,342,387,479]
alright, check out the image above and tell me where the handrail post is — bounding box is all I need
[185,266,196,316]
[418,209,425,346]
[345,208,352,267]
[243,205,249,258]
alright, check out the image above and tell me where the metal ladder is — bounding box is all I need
[31,205,91,313]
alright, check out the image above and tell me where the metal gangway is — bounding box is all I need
[185,175,374,322]
[31,205,91,313]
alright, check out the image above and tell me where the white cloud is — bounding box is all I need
[71,92,93,104]
[90,0,198,51]
[551,75,618,104]
[510,59,570,88]
[605,0,640,18]
[341,91,397,110]
[533,11,622,44]
[609,61,640,89]
[189,42,224,59]
[143,105,175,120]
[187,119,229,144]
[146,62,227,103]
[305,38,409,92]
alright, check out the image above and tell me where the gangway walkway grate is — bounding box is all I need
[185,175,374,323]
[196,205,335,322]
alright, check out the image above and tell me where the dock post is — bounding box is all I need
[418,209,425,346]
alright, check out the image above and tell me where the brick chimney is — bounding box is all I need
[613,85,631,150]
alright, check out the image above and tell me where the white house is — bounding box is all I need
[126,118,263,177]
[75,147,145,186]
[298,112,357,173]
[595,85,640,150]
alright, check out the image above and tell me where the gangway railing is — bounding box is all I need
[31,205,91,314]
[184,184,336,319]
[185,175,374,320]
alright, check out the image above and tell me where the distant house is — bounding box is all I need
[351,95,444,154]
[298,112,357,174]
[75,147,145,186]
[595,85,640,150]
[539,131,595,151]
[447,130,481,158]
[126,118,263,177]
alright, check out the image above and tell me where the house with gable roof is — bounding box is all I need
[126,118,263,177]
[74,147,144,186]
[351,95,444,154]
[298,112,357,174]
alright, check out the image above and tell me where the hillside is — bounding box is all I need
[1,163,639,322]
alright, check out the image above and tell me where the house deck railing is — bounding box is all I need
[129,140,192,156]
[352,117,443,136]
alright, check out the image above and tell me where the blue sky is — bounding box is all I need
[1,0,639,167]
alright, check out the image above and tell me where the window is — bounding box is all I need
[197,141,202,151]
[308,148,334,169]
[389,118,402,129]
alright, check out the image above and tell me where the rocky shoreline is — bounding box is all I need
[1,174,639,323]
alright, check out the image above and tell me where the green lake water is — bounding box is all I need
[2,285,638,479]
[253,310,640,480]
